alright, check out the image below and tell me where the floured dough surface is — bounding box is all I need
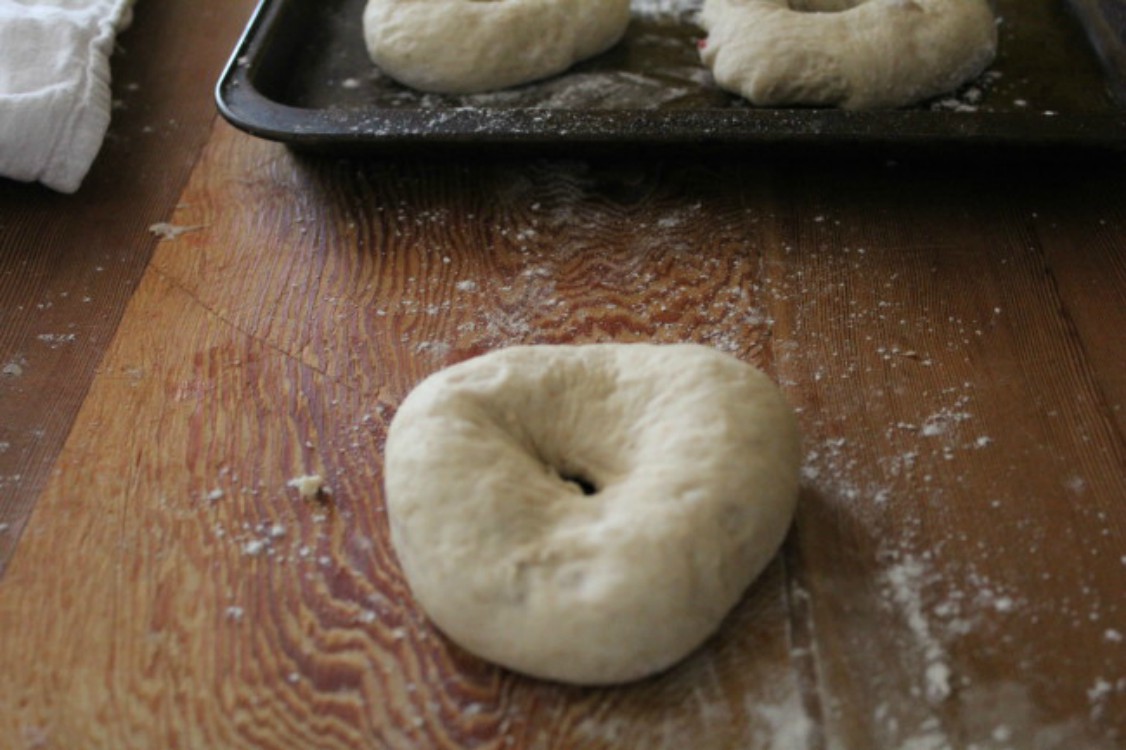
[699,0,998,109]
[363,0,632,94]
[383,343,801,684]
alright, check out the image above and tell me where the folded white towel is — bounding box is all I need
[0,0,134,193]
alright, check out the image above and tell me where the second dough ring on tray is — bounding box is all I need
[383,344,801,685]
[363,0,632,94]
[699,0,998,109]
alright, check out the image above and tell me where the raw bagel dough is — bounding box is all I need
[699,0,998,109]
[383,344,801,684]
[363,0,632,94]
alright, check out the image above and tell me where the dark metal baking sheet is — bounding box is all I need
[216,0,1126,150]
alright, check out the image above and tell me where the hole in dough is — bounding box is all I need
[561,472,598,496]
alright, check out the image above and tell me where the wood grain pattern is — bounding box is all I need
[0,124,810,749]
[2,112,1125,750]
[763,161,1126,748]
[0,0,259,572]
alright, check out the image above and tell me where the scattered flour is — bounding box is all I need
[1063,475,1086,495]
[881,555,953,705]
[415,340,452,359]
[36,333,76,348]
[748,688,813,750]
[919,407,972,437]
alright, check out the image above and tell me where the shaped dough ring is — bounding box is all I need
[699,0,998,109]
[383,344,801,684]
[363,0,632,94]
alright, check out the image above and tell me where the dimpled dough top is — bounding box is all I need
[363,0,633,94]
[383,344,801,685]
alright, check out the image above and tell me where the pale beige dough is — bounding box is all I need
[699,0,998,109]
[383,343,801,685]
[363,0,632,94]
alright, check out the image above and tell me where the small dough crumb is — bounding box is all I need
[148,222,205,240]
[287,474,330,500]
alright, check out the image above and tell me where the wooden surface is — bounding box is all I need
[0,0,261,569]
[1,3,1125,749]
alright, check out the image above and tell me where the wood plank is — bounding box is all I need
[0,0,259,572]
[764,158,1126,749]
[1021,183,1126,436]
[2,115,1124,746]
[0,125,808,749]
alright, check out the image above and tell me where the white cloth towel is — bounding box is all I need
[0,0,134,193]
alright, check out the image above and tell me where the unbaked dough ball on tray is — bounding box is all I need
[383,344,801,685]
[698,0,998,109]
[363,0,633,94]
